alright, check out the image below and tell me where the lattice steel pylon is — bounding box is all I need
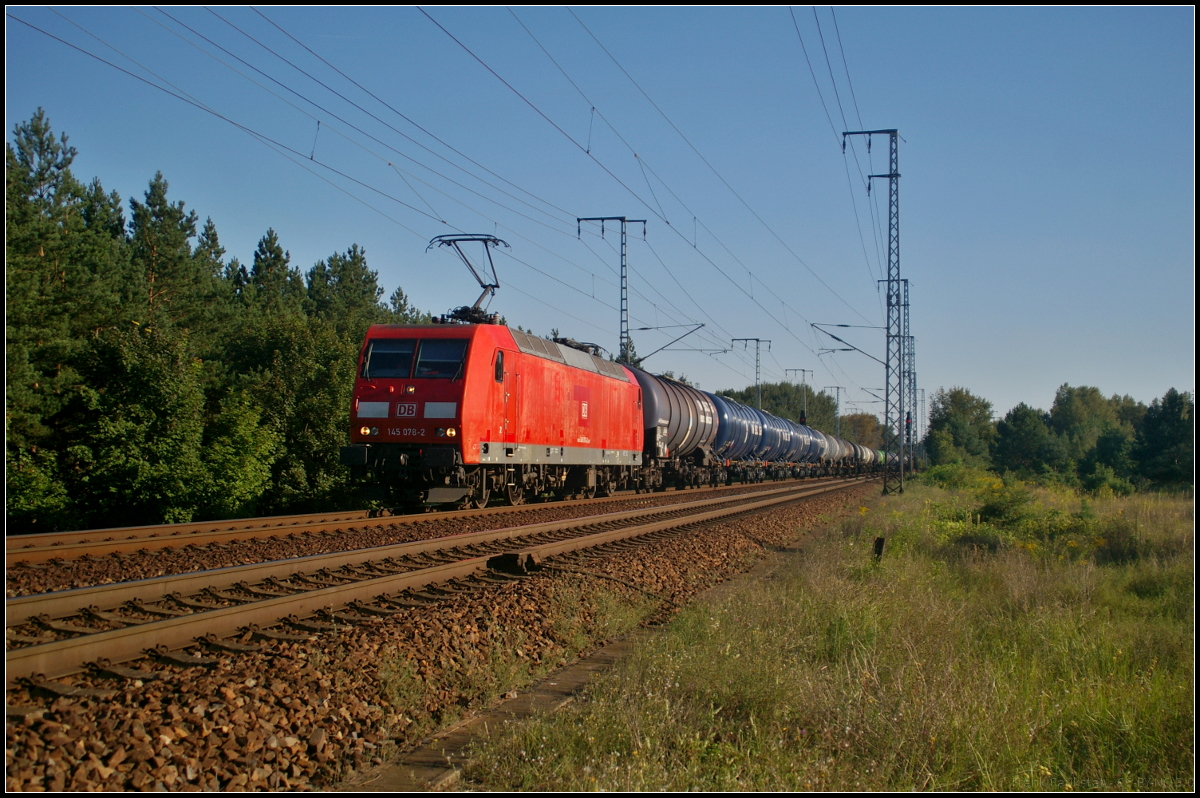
[576,216,646,365]
[733,338,771,409]
[844,129,903,493]
[902,279,916,476]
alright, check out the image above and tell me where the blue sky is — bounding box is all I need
[6,6,1194,426]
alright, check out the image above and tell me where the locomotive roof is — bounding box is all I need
[507,328,630,382]
[363,324,631,383]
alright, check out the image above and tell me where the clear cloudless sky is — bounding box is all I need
[6,6,1195,427]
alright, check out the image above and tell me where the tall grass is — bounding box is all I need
[466,472,1193,791]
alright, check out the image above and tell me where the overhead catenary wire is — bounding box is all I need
[827,5,891,277]
[788,7,884,310]
[516,5,783,291]
[219,14,730,356]
[503,12,822,379]
[812,7,851,132]
[824,5,890,288]
[414,7,666,233]
[145,6,467,231]
[815,6,886,293]
[567,8,872,327]
[830,8,864,137]
[9,11,637,354]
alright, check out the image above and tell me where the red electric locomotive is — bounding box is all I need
[340,322,644,507]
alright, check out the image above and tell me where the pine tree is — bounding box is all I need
[305,244,389,335]
[1136,389,1194,487]
[80,177,126,240]
[194,217,226,277]
[249,228,305,315]
[389,285,430,323]
[128,172,200,322]
[6,110,130,454]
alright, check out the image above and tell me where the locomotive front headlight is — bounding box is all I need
[435,428,446,437]
[369,427,379,437]
[359,426,371,436]
[446,428,457,437]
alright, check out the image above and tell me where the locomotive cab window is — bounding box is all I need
[494,350,504,383]
[361,339,415,379]
[414,339,469,379]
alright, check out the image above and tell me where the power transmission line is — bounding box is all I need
[186,7,578,232]
[569,7,873,326]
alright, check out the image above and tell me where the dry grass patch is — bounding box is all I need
[465,480,1193,791]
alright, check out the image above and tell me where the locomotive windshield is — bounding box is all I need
[414,338,468,379]
[361,339,416,379]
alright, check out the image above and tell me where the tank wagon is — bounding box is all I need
[341,323,882,507]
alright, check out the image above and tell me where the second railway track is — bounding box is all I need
[6,477,870,687]
[5,478,828,568]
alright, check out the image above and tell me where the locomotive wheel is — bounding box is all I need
[471,481,490,509]
[506,483,525,506]
[462,468,489,510]
[580,485,597,500]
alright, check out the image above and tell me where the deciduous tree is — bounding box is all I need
[926,387,995,465]
[992,403,1068,473]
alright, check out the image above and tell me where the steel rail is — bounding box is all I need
[6,507,402,551]
[508,476,865,569]
[6,482,823,626]
[6,557,489,687]
[5,478,836,567]
[6,482,775,553]
[6,477,870,685]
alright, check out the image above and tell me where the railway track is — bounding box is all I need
[4,477,842,570]
[6,477,869,687]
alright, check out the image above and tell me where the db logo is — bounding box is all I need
[396,403,418,418]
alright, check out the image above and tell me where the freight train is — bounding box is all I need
[340,320,883,508]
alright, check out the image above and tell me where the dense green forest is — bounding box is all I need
[924,385,1193,493]
[6,110,429,533]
